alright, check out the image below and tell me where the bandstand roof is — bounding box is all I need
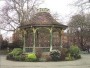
[20,12,67,29]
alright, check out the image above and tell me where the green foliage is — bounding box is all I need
[50,50,61,61]
[69,45,79,54]
[7,53,14,60]
[65,45,81,61]
[69,45,81,59]
[19,54,26,61]
[7,48,23,60]
[7,46,81,62]
[13,54,26,61]
[74,54,81,59]
[65,53,74,61]
[69,45,80,55]
[14,55,21,61]
[9,48,23,56]
[25,53,37,62]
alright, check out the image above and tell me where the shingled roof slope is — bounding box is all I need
[20,12,67,29]
[22,12,62,25]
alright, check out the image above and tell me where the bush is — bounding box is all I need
[13,54,27,61]
[10,48,23,56]
[40,52,52,62]
[69,45,80,55]
[19,54,26,61]
[7,48,23,60]
[50,50,61,61]
[60,48,68,60]
[25,53,37,62]
[7,53,14,60]
[35,48,42,59]
[45,54,52,61]
[69,45,81,59]
[74,54,81,59]
[14,55,21,61]
[65,53,74,61]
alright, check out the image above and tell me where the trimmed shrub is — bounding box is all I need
[7,53,14,60]
[14,55,21,61]
[50,50,61,61]
[13,54,26,61]
[69,45,81,59]
[10,48,23,56]
[69,45,80,55]
[25,53,37,62]
[65,53,74,61]
[7,48,23,60]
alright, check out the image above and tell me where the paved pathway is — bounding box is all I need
[0,54,90,68]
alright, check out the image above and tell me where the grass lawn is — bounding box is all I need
[0,49,8,55]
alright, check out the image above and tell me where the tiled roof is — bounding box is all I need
[20,12,67,29]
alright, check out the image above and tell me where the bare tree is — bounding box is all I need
[73,0,90,10]
[68,14,85,46]
[0,0,43,31]
[68,13,90,51]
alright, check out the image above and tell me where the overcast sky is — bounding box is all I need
[0,0,79,38]
[0,0,79,24]
[0,0,89,38]
[40,0,90,23]
[39,0,79,23]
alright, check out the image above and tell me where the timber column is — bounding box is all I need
[50,27,53,51]
[23,29,26,53]
[60,29,63,48]
[33,28,36,53]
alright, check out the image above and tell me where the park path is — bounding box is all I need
[0,54,90,68]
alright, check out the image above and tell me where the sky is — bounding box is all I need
[0,0,89,38]
[40,0,79,24]
[0,0,79,24]
[40,0,90,23]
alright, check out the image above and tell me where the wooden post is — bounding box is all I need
[33,28,36,53]
[59,29,63,48]
[50,27,53,51]
[23,30,26,53]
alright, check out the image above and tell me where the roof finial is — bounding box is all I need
[37,8,50,13]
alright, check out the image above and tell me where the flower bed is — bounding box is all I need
[6,45,81,62]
